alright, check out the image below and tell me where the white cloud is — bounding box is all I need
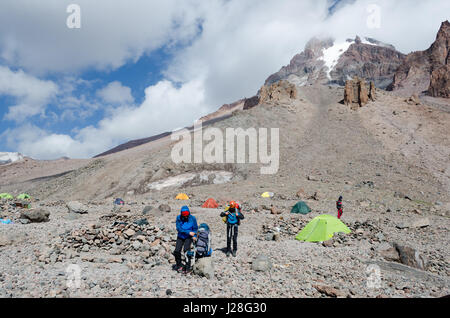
[6,79,209,159]
[0,66,58,121]
[97,81,134,105]
[0,0,206,75]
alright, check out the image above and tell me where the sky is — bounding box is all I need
[0,0,448,159]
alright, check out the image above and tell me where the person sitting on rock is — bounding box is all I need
[220,201,244,257]
[336,196,343,219]
[174,205,198,274]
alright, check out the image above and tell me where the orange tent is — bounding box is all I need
[202,198,219,208]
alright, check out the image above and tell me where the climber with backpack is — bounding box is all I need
[186,223,212,268]
[220,201,244,257]
[173,205,198,274]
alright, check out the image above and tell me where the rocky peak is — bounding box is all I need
[427,21,449,98]
[389,20,449,98]
[264,35,404,89]
[264,37,334,87]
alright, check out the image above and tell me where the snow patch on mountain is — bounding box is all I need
[319,41,354,79]
[0,152,24,165]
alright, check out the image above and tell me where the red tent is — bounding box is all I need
[202,198,219,208]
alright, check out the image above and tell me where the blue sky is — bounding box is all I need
[0,0,448,159]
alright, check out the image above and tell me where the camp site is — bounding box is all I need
[0,1,449,302]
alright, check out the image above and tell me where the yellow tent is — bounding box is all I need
[261,192,274,198]
[175,193,190,200]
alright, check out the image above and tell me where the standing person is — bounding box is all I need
[220,201,244,257]
[336,196,343,219]
[173,206,198,274]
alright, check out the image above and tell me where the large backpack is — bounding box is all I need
[195,223,211,257]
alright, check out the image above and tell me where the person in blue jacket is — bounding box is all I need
[173,205,198,273]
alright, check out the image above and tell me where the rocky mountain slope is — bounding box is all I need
[388,20,449,97]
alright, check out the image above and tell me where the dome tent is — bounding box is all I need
[17,193,31,200]
[295,214,351,242]
[175,193,190,200]
[202,198,219,208]
[0,193,14,200]
[291,201,311,214]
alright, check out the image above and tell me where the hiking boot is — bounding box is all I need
[226,251,231,257]
[184,267,193,275]
[232,250,237,257]
[175,266,184,273]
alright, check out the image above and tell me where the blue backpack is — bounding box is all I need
[195,223,212,257]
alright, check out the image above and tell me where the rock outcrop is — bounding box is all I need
[427,64,450,98]
[393,243,428,271]
[389,20,449,98]
[333,38,405,88]
[344,77,376,109]
[259,80,297,104]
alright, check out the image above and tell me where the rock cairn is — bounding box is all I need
[60,221,176,262]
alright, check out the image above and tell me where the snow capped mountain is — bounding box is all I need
[265,35,405,89]
[0,152,24,165]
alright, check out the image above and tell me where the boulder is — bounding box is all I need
[313,285,344,298]
[20,209,50,223]
[0,234,12,247]
[142,206,153,215]
[393,243,428,270]
[396,217,430,229]
[379,247,400,262]
[270,206,281,215]
[66,201,89,214]
[193,257,214,279]
[411,218,430,228]
[123,229,136,238]
[252,255,272,272]
[296,188,306,198]
[158,204,171,213]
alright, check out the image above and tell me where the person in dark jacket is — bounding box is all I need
[173,206,198,273]
[220,201,244,257]
[336,196,343,219]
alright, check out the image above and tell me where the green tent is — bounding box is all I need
[291,201,311,214]
[295,214,351,242]
[0,193,14,200]
[17,193,31,200]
